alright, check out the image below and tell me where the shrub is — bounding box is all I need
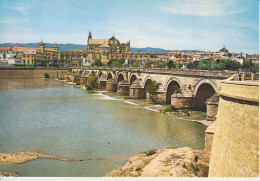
[58,77,64,80]
[86,85,92,90]
[92,59,102,66]
[164,105,177,112]
[87,75,97,90]
[44,73,49,78]
[141,149,157,156]
[146,80,159,93]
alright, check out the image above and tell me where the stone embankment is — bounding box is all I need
[106,147,209,177]
[0,67,69,79]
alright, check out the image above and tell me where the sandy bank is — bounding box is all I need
[0,171,18,177]
[106,147,209,177]
[0,150,89,164]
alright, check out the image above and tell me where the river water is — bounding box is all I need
[0,79,206,177]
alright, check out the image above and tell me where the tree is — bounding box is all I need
[225,60,241,70]
[87,75,98,90]
[92,58,102,66]
[146,80,159,93]
[188,61,199,69]
[167,60,175,68]
[242,59,252,69]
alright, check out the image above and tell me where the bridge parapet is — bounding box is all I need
[71,66,235,78]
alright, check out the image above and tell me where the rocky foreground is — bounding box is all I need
[106,147,209,177]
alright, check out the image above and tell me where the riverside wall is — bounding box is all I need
[0,67,69,79]
[208,80,259,177]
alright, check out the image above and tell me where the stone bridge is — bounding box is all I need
[68,67,237,112]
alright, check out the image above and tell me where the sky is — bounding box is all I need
[0,0,259,54]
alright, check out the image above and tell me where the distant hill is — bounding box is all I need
[0,43,87,52]
[0,43,203,53]
[131,47,172,53]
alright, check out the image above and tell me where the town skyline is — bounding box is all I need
[0,0,258,54]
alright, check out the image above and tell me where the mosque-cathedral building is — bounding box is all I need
[86,31,131,63]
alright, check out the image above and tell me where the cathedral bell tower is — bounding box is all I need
[87,31,92,50]
[39,40,45,54]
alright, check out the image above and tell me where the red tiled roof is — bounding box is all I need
[0,47,11,51]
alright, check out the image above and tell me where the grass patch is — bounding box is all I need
[141,149,157,156]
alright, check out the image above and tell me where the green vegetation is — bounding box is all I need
[167,60,175,68]
[91,58,103,66]
[166,145,177,149]
[141,149,157,156]
[44,73,49,78]
[188,59,242,71]
[173,84,181,94]
[132,60,140,67]
[242,60,259,73]
[146,80,159,93]
[58,77,64,80]
[164,105,177,112]
[87,75,98,90]
[107,59,125,67]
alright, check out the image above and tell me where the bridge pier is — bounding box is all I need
[171,95,192,109]
[206,94,219,121]
[106,79,117,92]
[98,74,107,90]
[171,84,193,109]
[129,79,146,99]
[117,81,130,96]
[146,92,167,104]
[65,73,71,81]
[80,77,88,86]
[73,75,81,85]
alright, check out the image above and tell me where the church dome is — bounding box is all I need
[109,35,118,41]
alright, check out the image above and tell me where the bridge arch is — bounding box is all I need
[107,72,113,80]
[143,76,154,99]
[98,71,102,78]
[193,79,218,111]
[117,72,125,83]
[165,77,182,104]
[129,73,138,85]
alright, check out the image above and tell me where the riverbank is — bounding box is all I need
[0,151,91,176]
[0,151,89,164]
[106,147,209,177]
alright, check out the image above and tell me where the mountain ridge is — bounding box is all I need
[0,43,203,53]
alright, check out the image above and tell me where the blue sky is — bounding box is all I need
[0,0,258,53]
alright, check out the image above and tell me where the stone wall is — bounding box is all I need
[206,94,219,121]
[208,81,259,177]
[146,92,166,104]
[129,88,146,99]
[0,68,69,79]
[171,96,192,109]
[117,85,130,96]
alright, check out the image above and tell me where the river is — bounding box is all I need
[0,79,206,176]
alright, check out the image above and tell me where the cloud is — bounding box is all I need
[0,17,29,24]
[161,0,246,16]
[11,6,28,14]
